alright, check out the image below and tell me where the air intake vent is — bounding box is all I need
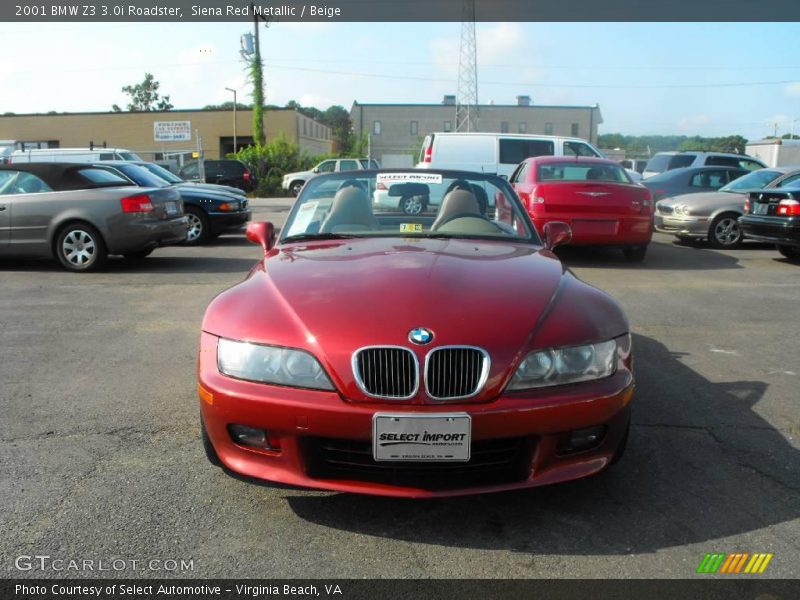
[425,346,489,400]
[353,347,418,399]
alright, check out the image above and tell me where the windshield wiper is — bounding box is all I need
[282,233,358,243]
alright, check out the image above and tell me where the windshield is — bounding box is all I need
[281,171,538,244]
[118,151,143,161]
[140,162,183,184]
[113,163,170,187]
[720,169,781,192]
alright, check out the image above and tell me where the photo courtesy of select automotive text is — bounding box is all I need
[1,1,799,599]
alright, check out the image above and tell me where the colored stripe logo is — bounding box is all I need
[696,553,773,574]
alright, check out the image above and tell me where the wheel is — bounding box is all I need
[622,245,647,262]
[55,223,107,272]
[290,181,304,196]
[400,195,425,215]
[201,418,222,467]
[708,213,742,249]
[776,245,800,262]
[610,419,630,465]
[123,248,154,260]
[184,207,210,245]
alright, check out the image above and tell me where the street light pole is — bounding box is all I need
[225,87,238,153]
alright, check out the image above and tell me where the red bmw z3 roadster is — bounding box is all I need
[198,169,634,498]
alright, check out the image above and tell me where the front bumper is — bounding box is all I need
[654,214,708,238]
[739,215,800,247]
[198,332,634,498]
[208,209,252,234]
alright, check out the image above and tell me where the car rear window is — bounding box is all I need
[220,161,245,175]
[644,154,673,174]
[538,162,630,183]
[76,168,131,185]
[115,164,169,187]
[499,139,555,165]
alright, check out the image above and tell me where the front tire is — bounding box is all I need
[290,181,304,196]
[708,213,742,249]
[777,244,800,262]
[184,207,210,245]
[622,245,647,262]
[55,223,107,272]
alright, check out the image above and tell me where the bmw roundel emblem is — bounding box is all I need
[408,327,434,345]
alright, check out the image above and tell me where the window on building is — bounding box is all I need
[303,120,307,136]
[501,121,509,133]
[571,123,579,137]
[373,120,382,135]
[410,121,418,135]
[545,122,553,135]
[518,122,527,134]
[443,121,452,132]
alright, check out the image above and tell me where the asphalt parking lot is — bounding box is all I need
[1,196,798,579]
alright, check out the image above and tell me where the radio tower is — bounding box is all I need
[455,0,478,132]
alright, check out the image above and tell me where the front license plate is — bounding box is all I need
[165,201,178,215]
[753,202,769,215]
[372,413,471,462]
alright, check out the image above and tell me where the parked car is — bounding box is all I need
[620,158,648,174]
[282,158,379,196]
[740,188,800,262]
[100,162,251,245]
[654,165,800,248]
[643,166,749,202]
[9,147,143,163]
[417,132,604,179]
[198,169,634,497]
[642,151,765,179]
[511,156,653,261]
[178,159,254,193]
[134,161,246,198]
[0,163,186,271]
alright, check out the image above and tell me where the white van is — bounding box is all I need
[416,132,604,178]
[9,147,143,164]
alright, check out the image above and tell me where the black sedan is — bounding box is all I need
[740,188,800,261]
[642,166,749,202]
[99,162,251,245]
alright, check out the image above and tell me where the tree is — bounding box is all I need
[117,73,173,112]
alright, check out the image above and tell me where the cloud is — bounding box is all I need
[785,82,800,98]
[677,114,711,132]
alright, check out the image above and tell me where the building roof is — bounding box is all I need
[352,101,600,110]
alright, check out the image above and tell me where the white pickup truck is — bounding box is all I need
[282,158,379,196]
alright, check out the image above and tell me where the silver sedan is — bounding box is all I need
[654,165,800,248]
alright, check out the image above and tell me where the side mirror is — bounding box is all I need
[312,167,319,173]
[543,221,572,250]
[246,221,276,254]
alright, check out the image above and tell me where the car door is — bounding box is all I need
[337,159,360,173]
[0,171,56,252]
[0,170,12,247]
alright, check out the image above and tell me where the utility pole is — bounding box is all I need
[250,2,265,146]
[455,0,478,132]
[225,87,238,153]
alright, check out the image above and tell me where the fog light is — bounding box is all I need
[228,424,281,451]
[557,425,607,454]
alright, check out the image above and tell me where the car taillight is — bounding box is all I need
[642,188,653,210]
[777,199,800,216]
[422,143,432,163]
[120,194,154,213]
[744,198,750,213]
[243,170,251,182]
[376,181,387,190]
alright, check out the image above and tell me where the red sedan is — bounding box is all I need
[198,170,634,497]
[511,156,653,261]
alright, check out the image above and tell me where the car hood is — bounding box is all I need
[659,190,745,211]
[203,237,628,402]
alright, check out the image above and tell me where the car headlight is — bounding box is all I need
[507,340,617,390]
[217,338,335,390]
[674,204,691,216]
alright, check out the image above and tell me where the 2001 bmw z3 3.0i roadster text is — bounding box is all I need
[197,169,634,498]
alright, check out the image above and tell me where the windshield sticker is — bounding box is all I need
[400,223,423,233]
[376,173,443,185]
[286,201,319,237]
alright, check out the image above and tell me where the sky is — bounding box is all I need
[2,21,800,140]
